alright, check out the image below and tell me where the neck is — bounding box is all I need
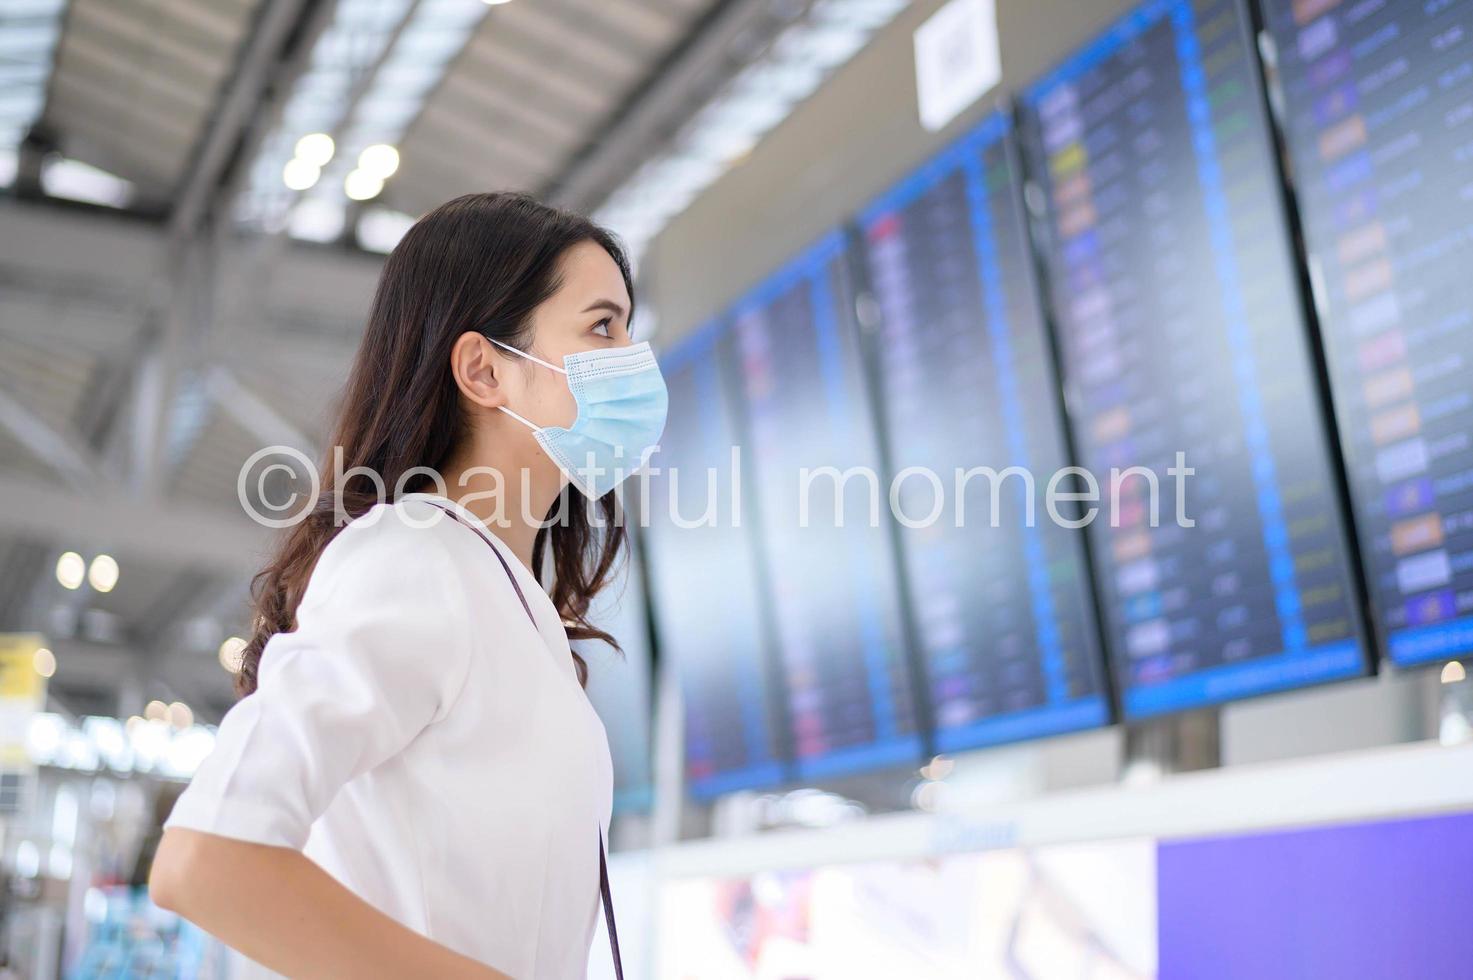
[440,439,562,574]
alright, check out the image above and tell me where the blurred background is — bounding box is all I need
[1,0,1472,976]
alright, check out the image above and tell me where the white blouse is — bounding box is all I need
[166,492,614,980]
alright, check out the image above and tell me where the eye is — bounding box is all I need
[591,317,613,338]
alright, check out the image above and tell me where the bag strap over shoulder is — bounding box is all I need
[428,502,624,980]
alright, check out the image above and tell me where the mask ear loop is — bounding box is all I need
[498,405,541,432]
[488,337,568,375]
[485,337,567,433]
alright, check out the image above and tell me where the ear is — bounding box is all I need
[450,332,508,410]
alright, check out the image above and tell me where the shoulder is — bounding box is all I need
[307,498,472,605]
[261,498,480,726]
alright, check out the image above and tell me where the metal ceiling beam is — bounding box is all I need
[3,2,338,724]
[142,0,336,494]
[0,386,103,490]
[44,637,233,724]
[0,473,269,574]
[0,200,375,356]
[170,0,331,238]
[205,367,314,456]
[203,0,430,323]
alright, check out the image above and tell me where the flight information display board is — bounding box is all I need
[730,231,924,779]
[856,110,1111,752]
[645,320,788,799]
[1260,0,1473,667]
[1018,0,1368,718]
[579,533,655,813]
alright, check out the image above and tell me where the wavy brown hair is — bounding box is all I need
[236,192,630,695]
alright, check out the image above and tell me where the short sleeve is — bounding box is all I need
[165,508,473,850]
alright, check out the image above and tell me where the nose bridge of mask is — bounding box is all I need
[490,338,659,425]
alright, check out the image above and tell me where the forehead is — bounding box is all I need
[553,240,628,304]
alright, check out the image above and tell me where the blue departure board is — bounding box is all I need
[856,111,1111,751]
[1259,0,1473,667]
[644,319,788,799]
[578,531,655,813]
[1018,0,1369,718]
[729,231,925,779]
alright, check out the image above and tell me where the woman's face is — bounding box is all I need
[506,239,634,432]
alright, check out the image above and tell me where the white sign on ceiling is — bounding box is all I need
[914,0,1002,132]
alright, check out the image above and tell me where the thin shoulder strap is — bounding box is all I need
[427,502,624,980]
[598,824,624,980]
[433,503,536,622]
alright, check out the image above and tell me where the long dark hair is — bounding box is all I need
[237,192,630,695]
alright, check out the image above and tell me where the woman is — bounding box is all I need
[149,192,667,979]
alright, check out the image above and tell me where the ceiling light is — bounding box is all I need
[33,648,55,679]
[294,133,336,167]
[357,144,400,179]
[0,148,18,189]
[168,702,193,730]
[238,0,489,231]
[288,198,347,242]
[87,555,119,593]
[356,207,416,254]
[919,754,954,780]
[219,636,247,673]
[344,169,384,201]
[55,552,85,590]
[283,157,321,191]
[40,158,135,209]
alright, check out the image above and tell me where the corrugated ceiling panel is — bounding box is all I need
[0,334,99,437]
[0,426,63,486]
[433,69,590,148]
[169,411,261,510]
[40,0,265,199]
[491,2,653,81]
[393,0,721,217]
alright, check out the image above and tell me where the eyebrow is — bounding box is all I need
[582,298,628,319]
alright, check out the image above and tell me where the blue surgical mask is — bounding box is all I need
[490,338,668,499]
